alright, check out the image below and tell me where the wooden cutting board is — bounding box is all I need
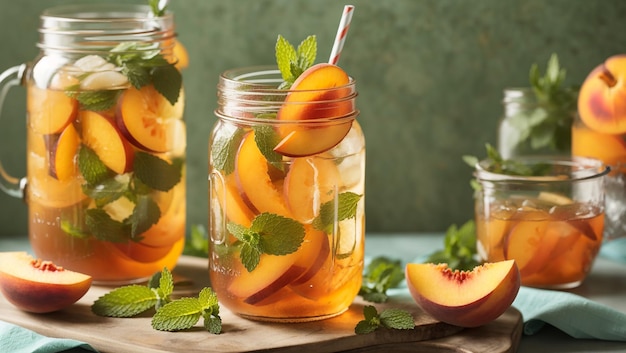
[0,256,522,352]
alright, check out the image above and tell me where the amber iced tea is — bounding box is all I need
[209,67,365,321]
[474,157,608,289]
[20,5,187,283]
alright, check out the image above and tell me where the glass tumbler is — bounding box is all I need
[474,156,609,289]
[208,67,365,322]
[0,4,187,284]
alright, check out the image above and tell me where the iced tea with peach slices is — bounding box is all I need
[209,35,365,321]
[26,38,187,283]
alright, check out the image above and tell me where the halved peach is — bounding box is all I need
[117,85,185,153]
[48,123,80,181]
[406,260,520,327]
[235,131,291,217]
[274,63,355,157]
[27,85,78,135]
[578,55,626,134]
[81,111,134,174]
[284,156,339,223]
[0,252,92,313]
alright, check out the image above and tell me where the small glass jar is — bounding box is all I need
[497,88,575,159]
[208,67,365,322]
[474,156,609,289]
[0,4,186,284]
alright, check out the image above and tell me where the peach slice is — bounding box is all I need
[406,260,520,327]
[274,63,355,157]
[117,85,185,153]
[284,156,340,223]
[228,251,306,305]
[235,131,291,217]
[81,111,134,175]
[27,85,78,135]
[578,55,626,134]
[503,220,557,277]
[48,123,80,181]
[212,173,255,227]
[0,252,92,313]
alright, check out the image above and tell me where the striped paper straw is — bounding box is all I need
[328,5,355,65]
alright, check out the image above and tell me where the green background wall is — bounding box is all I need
[0,0,625,237]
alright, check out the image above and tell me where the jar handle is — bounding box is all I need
[0,64,27,199]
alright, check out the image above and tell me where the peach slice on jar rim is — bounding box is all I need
[274,63,355,157]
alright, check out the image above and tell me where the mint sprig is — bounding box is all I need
[355,305,415,334]
[424,219,480,271]
[227,213,305,272]
[275,35,317,89]
[359,256,405,303]
[92,268,174,317]
[313,192,362,233]
[92,268,222,334]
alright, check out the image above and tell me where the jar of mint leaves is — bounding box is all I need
[0,4,187,284]
[497,54,578,159]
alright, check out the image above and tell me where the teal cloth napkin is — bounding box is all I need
[512,286,626,341]
[0,321,97,353]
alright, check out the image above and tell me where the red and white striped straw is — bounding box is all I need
[328,5,355,65]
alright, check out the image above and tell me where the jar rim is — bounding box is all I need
[474,156,610,183]
[41,4,172,23]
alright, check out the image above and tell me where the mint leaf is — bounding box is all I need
[276,35,297,82]
[424,219,480,271]
[85,208,130,243]
[92,285,158,317]
[82,175,129,208]
[240,242,261,272]
[152,64,182,105]
[78,145,113,186]
[60,219,90,239]
[152,298,202,331]
[227,213,305,272]
[313,192,362,233]
[253,125,284,169]
[355,306,415,334]
[379,309,415,330]
[204,315,222,335]
[149,0,166,16]
[129,195,161,240]
[133,152,181,192]
[275,35,317,89]
[198,287,222,334]
[123,63,151,89]
[251,213,304,256]
[211,128,244,174]
[359,256,404,303]
[67,89,121,112]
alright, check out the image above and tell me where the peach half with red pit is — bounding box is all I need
[405,260,520,327]
[0,252,92,313]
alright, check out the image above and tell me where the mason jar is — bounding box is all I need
[209,67,365,322]
[0,4,187,284]
[497,88,575,159]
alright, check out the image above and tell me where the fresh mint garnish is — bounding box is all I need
[464,143,551,177]
[66,88,122,112]
[275,35,317,89]
[93,268,222,333]
[133,151,182,192]
[211,128,244,175]
[149,0,167,17]
[359,256,405,303]
[227,213,305,272]
[253,125,285,171]
[152,287,221,333]
[78,145,113,186]
[313,192,362,233]
[85,208,130,243]
[424,219,480,271]
[503,53,578,154]
[355,305,415,334]
[129,195,161,238]
[92,268,174,317]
